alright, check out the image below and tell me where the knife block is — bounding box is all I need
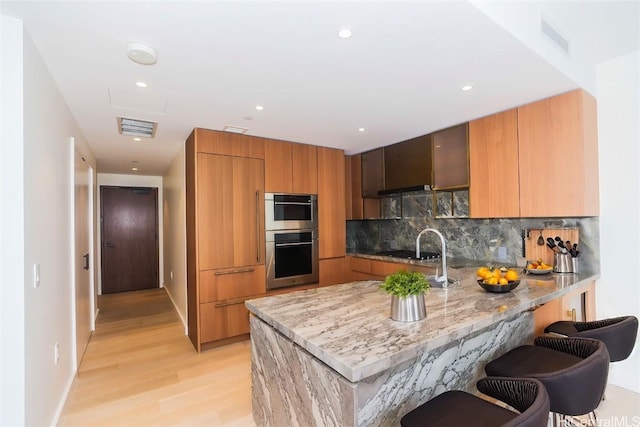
[554,253,573,273]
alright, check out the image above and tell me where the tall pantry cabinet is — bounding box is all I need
[186,129,266,351]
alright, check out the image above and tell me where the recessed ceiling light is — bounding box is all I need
[461,85,473,91]
[135,81,148,88]
[133,137,142,142]
[338,28,352,39]
[255,105,264,111]
[126,42,157,65]
[358,128,365,132]
[131,167,139,171]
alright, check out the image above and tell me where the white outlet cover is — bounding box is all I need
[33,263,40,288]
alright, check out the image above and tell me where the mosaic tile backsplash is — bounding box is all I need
[347,190,599,270]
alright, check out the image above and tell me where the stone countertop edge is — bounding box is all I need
[245,269,600,383]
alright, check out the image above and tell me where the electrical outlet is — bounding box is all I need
[389,240,398,250]
[498,246,507,261]
[54,342,59,365]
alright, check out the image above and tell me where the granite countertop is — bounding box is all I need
[245,268,599,383]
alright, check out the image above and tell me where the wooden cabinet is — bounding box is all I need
[318,147,346,259]
[265,139,317,194]
[186,129,266,351]
[518,89,599,217]
[348,256,437,281]
[469,109,520,218]
[533,281,595,336]
[345,154,381,220]
[319,257,347,287]
[432,123,469,190]
[197,153,264,270]
[361,148,384,197]
[384,135,432,191]
[469,89,599,218]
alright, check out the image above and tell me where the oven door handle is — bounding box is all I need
[274,241,313,248]
[273,202,312,206]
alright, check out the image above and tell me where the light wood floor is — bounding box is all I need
[59,288,254,426]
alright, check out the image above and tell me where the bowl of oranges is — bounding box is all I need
[526,259,553,275]
[476,266,521,293]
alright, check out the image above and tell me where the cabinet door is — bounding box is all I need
[469,109,520,218]
[361,148,384,197]
[432,124,469,189]
[265,139,293,193]
[318,147,346,259]
[518,90,598,217]
[195,128,265,159]
[199,265,266,303]
[197,154,264,270]
[292,143,318,194]
[384,135,431,191]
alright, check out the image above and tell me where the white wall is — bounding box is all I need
[1,15,26,427]
[162,147,188,331]
[96,173,164,295]
[1,15,98,426]
[596,50,640,393]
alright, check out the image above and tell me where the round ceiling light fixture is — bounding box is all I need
[126,42,157,65]
[338,28,352,39]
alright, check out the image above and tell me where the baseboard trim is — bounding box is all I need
[51,368,76,426]
[163,287,188,335]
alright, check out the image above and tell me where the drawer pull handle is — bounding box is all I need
[215,300,245,308]
[214,268,255,276]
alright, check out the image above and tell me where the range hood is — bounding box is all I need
[379,134,432,195]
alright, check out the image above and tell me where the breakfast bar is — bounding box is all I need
[245,268,598,427]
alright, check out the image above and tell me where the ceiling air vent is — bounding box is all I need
[540,15,570,56]
[223,125,248,134]
[117,117,157,138]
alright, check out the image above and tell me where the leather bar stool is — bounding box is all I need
[485,337,609,427]
[400,377,550,427]
[544,316,638,362]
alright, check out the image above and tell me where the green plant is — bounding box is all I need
[380,270,430,298]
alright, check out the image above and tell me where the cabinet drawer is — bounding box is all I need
[199,265,266,303]
[350,257,372,273]
[200,300,250,343]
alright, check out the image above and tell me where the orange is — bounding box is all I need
[487,277,498,285]
[492,269,502,280]
[477,267,489,279]
[498,278,509,285]
[505,270,519,281]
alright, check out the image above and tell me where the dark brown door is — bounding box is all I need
[101,186,158,294]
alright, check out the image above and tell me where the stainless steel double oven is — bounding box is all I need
[265,193,318,290]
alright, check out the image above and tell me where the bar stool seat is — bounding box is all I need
[485,336,609,426]
[544,316,638,362]
[400,377,549,427]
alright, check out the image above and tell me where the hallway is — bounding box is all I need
[59,289,253,426]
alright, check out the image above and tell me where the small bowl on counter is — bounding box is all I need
[477,279,521,293]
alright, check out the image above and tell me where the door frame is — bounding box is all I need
[96,174,163,295]
[70,139,96,369]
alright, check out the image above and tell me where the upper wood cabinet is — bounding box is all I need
[345,154,382,220]
[193,128,265,159]
[469,109,520,218]
[265,139,317,194]
[432,123,469,190]
[469,89,599,218]
[361,148,385,197]
[318,147,346,259]
[518,89,599,217]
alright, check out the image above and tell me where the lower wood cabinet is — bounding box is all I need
[349,256,437,281]
[198,265,265,345]
[319,257,347,287]
[199,266,265,303]
[533,281,595,336]
[200,299,251,343]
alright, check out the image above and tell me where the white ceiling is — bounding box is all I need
[2,1,638,175]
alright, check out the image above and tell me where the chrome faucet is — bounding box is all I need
[416,228,448,288]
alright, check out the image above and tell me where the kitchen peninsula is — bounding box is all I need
[246,268,598,427]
